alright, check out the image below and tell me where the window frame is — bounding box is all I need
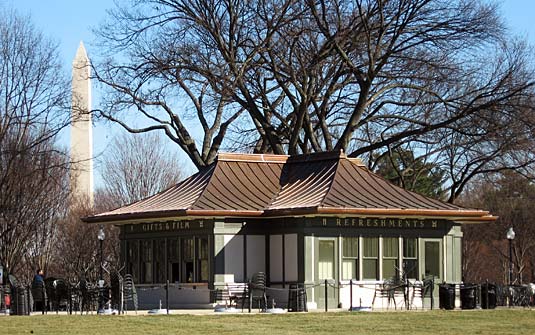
[362,237,379,280]
[342,237,359,280]
[382,237,399,280]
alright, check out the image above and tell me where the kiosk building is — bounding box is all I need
[84,151,495,309]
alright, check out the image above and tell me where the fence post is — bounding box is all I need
[349,279,353,311]
[166,280,169,314]
[485,279,489,309]
[27,285,31,315]
[324,279,328,312]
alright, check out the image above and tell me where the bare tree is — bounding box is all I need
[98,132,185,208]
[94,0,535,203]
[460,173,535,284]
[0,8,70,279]
[49,201,119,283]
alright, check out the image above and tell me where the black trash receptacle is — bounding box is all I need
[439,284,456,310]
[287,283,307,312]
[0,285,8,314]
[460,284,477,310]
[10,286,29,315]
[481,283,497,309]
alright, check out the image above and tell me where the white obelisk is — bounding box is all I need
[70,41,94,208]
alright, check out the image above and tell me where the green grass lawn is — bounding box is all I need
[2,310,535,335]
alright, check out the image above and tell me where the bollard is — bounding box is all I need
[324,279,328,312]
[485,279,489,309]
[349,279,353,311]
[166,280,170,314]
[27,285,31,315]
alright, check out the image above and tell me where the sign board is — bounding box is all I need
[125,219,211,234]
[310,217,447,230]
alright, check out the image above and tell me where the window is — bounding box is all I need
[140,240,153,283]
[182,237,194,282]
[168,238,180,283]
[342,237,358,280]
[424,241,441,279]
[318,240,335,280]
[154,240,166,284]
[197,237,209,282]
[403,238,418,279]
[126,240,139,283]
[382,237,399,280]
[362,238,378,280]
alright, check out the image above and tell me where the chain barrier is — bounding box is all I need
[3,275,535,314]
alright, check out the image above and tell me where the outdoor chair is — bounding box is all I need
[122,274,138,314]
[213,288,232,308]
[44,277,56,312]
[409,281,425,310]
[51,279,72,313]
[31,281,47,314]
[243,272,267,312]
[79,278,98,314]
[110,271,123,312]
[213,283,247,309]
[372,278,405,310]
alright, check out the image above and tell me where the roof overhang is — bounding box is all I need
[83,206,496,225]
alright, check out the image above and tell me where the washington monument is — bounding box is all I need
[70,41,94,207]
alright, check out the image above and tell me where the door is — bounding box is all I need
[423,240,442,280]
[316,239,337,310]
[422,239,442,308]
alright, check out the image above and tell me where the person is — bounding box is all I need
[32,268,46,313]
[32,268,45,287]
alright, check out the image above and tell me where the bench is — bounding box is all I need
[213,283,247,308]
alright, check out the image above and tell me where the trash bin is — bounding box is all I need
[10,286,29,315]
[460,284,477,310]
[439,284,455,310]
[287,283,307,312]
[481,283,497,309]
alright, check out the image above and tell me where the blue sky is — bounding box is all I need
[5,0,535,186]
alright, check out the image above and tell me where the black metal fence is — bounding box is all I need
[2,277,535,315]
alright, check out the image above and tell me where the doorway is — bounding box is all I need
[316,239,337,310]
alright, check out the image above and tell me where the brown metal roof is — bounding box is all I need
[84,151,495,223]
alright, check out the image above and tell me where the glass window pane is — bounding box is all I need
[140,240,153,283]
[363,238,378,257]
[127,241,139,283]
[182,238,194,260]
[424,241,440,278]
[383,238,399,258]
[168,239,179,260]
[198,237,208,259]
[404,259,418,279]
[383,259,397,280]
[342,259,357,280]
[319,240,334,280]
[154,240,166,283]
[343,237,358,258]
[363,259,378,280]
[182,237,194,282]
[197,237,209,282]
[404,238,417,258]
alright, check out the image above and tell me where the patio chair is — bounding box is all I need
[244,272,267,312]
[372,278,405,310]
[409,281,424,310]
[44,277,56,312]
[79,278,98,314]
[122,274,138,314]
[110,271,123,312]
[51,279,72,313]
